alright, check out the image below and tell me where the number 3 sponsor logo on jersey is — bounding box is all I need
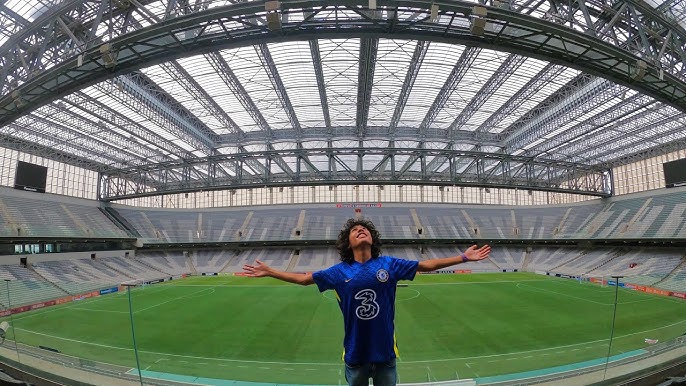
[354,289,379,320]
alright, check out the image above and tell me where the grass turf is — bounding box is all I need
[4,272,686,384]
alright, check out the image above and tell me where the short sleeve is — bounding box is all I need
[312,265,340,292]
[390,257,419,281]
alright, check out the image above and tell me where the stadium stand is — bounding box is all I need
[135,251,191,276]
[0,265,67,306]
[298,207,339,240]
[383,246,421,261]
[0,187,125,239]
[296,247,339,272]
[192,250,232,273]
[228,248,293,273]
[1,187,686,305]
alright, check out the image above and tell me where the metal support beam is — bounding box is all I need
[450,54,528,133]
[420,47,480,131]
[206,52,272,136]
[356,37,377,137]
[99,146,609,200]
[159,61,243,135]
[309,39,332,130]
[503,77,621,153]
[255,43,302,134]
[389,40,429,131]
[110,73,217,152]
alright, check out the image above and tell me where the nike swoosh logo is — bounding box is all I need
[345,278,352,282]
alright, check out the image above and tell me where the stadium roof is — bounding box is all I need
[1,0,686,199]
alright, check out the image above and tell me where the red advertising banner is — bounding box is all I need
[55,295,74,305]
[454,270,472,274]
[644,287,672,296]
[30,300,55,310]
[671,292,686,299]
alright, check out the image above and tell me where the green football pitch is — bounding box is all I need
[4,272,686,384]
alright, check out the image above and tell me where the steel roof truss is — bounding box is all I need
[206,51,272,135]
[108,74,216,152]
[64,91,189,160]
[389,40,429,132]
[356,37,377,137]
[420,47,480,131]
[256,43,301,134]
[309,39,332,129]
[529,93,656,157]
[159,61,242,134]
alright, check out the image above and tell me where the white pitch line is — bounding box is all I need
[69,307,129,314]
[134,287,215,314]
[14,317,686,367]
[515,283,611,305]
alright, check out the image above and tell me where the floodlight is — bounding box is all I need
[471,17,487,35]
[470,6,488,36]
[11,90,25,108]
[429,4,439,22]
[265,1,280,11]
[266,12,282,30]
[631,59,647,81]
[99,43,118,68]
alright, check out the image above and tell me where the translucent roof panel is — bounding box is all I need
[431,49,509,130]
[367,39,416,127]
[5,3,686,194]
[140,64,226,134]
[397,42,467,128]
[222,46,290,130]
[491,66,581,133]
[320,39,360,127]
[4,0,56,22]
[178,55,260,133]
[267,41,325,129]
[464,56,545,132]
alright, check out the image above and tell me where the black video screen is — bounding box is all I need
[663,158,686,188]
[14,161,48,193]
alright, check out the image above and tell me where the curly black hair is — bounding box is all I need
[336,218,382,263]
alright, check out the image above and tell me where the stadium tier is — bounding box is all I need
[102,187,686,243]
[0,187,127,239]
[3,186,686,244]
[1,187,686,298]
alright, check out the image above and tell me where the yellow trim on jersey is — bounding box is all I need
[394,334,400,357]
[333,289,341,302]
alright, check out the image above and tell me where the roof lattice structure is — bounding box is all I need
[1,0,686,199]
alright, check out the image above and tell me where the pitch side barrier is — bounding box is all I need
[536,271,686,300]
[234,270,476,277]
[0,274,192,317]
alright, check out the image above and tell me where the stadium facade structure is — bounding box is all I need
[2,0,686,384]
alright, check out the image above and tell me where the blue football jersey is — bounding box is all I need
[312,255,418,365]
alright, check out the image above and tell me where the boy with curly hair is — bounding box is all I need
[243,218,491,386]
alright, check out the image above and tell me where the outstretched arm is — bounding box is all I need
[417,244,491,272]
[242,259,314,286]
